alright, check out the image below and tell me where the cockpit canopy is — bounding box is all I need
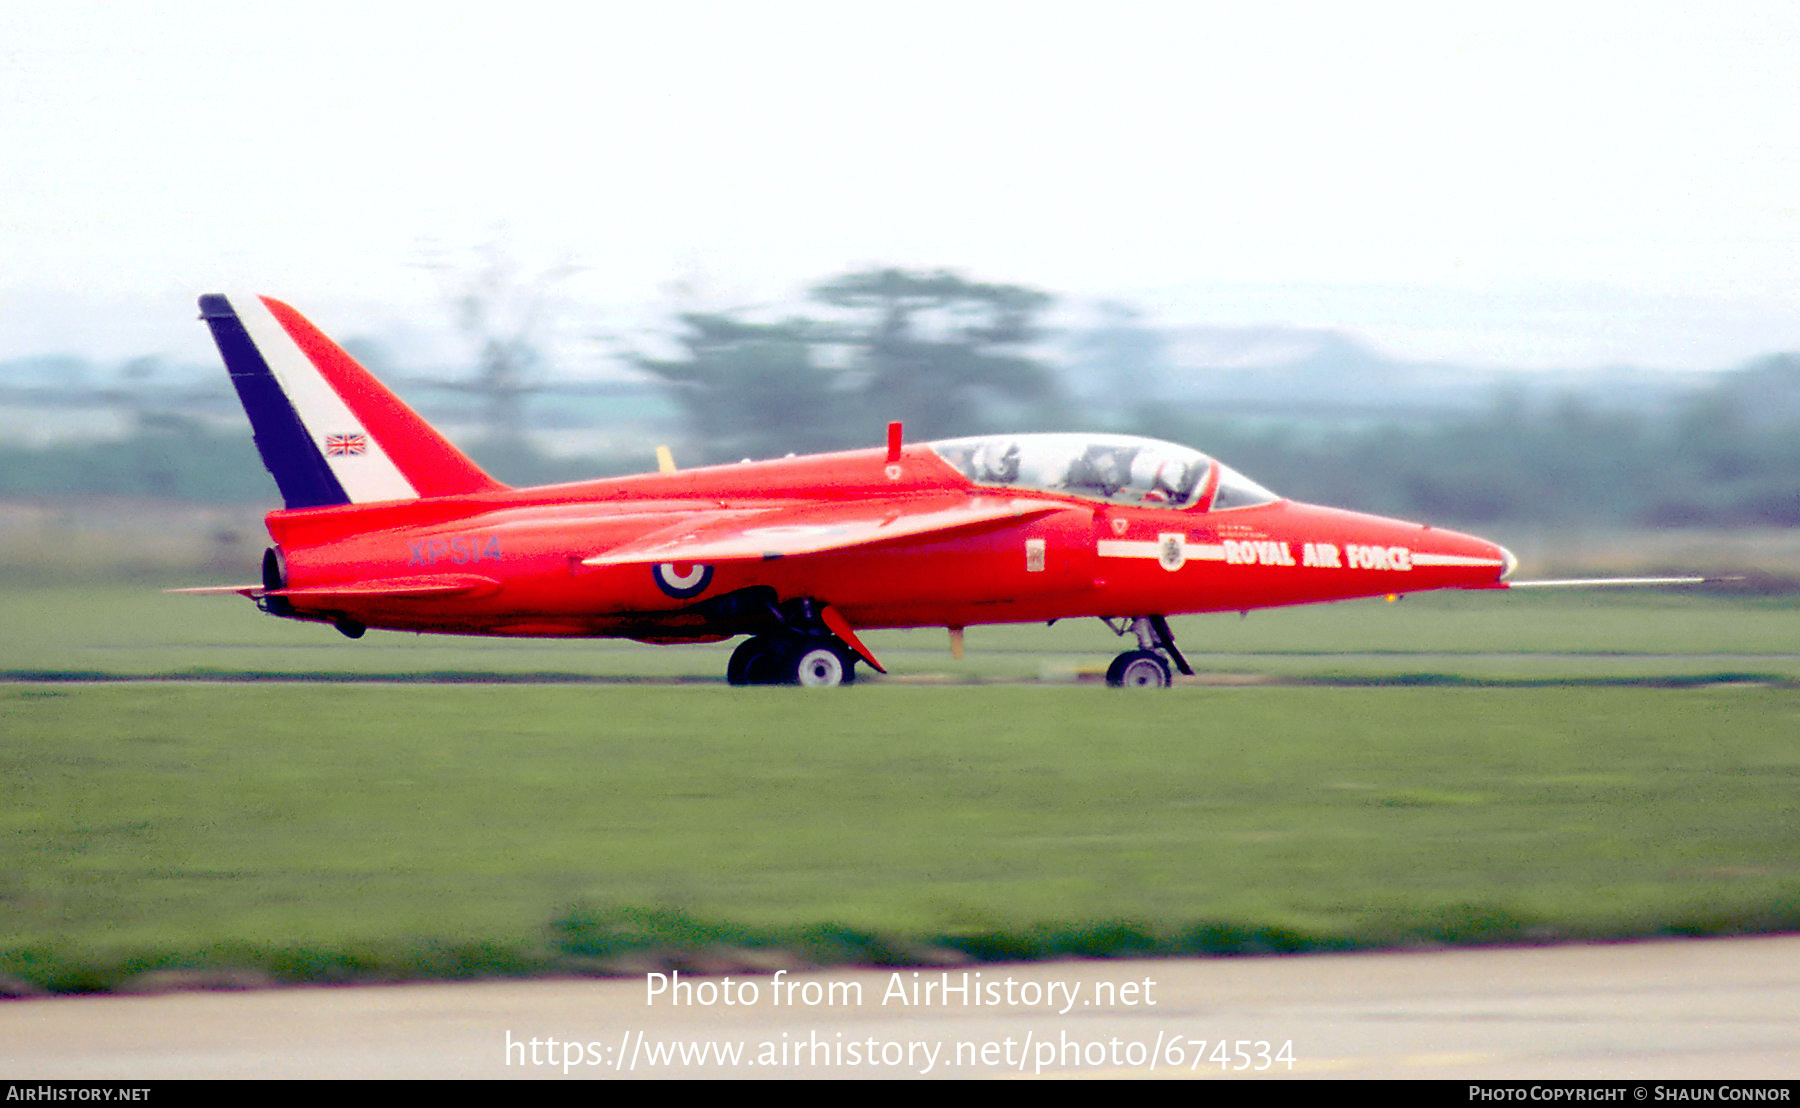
[929,433,1279,511]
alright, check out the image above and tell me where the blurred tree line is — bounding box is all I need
[632,268,1061,461]
[635,268,1800,528]
[1,266,1796,529]
[1135,368,1800,528]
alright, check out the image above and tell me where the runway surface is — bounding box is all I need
[4,936,1799,1079]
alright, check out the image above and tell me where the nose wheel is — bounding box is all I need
[1107,649,1172,688]
[1102,615,1193,689]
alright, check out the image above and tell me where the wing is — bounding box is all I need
[580,495,1064,567]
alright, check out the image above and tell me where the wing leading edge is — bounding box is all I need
[580,497,1067,568]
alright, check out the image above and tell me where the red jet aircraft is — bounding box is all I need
[181,294,1683,687]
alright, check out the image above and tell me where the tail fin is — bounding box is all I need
[199,294,505,509]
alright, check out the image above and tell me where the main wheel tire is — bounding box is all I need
[727,635,788,686]
[1106,649,1172,688]
[791,639,855,688]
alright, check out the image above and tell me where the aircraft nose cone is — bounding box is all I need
[1499,545,1519,580]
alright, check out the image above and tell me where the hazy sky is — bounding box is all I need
[3,2,1797,371]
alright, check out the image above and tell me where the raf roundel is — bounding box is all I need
[653,561,714,599]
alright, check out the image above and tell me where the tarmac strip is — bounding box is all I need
[4,935,1798,1079]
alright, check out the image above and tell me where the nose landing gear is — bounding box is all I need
[1102,615,1193,689]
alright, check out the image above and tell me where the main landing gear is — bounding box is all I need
[722,594,867,688]
[1101,615,1194,689]
[727,634,859,688]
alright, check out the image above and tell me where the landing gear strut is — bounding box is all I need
[1102,615,1193,689]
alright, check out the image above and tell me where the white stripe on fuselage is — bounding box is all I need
[1098,540,1226,560]
[1409,553,1505,567]
[231,294,416,504]
[1097,541,1503,569]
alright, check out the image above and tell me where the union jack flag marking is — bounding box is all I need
[325,433,368,456]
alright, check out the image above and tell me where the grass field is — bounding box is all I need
[1,576,1797,993]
